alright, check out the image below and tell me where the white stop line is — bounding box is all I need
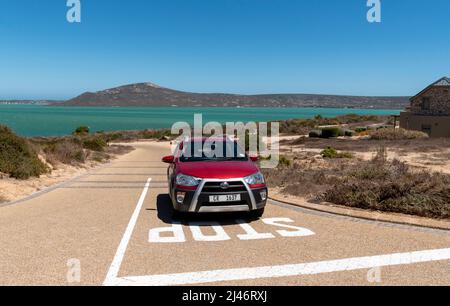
[103,177,450,286]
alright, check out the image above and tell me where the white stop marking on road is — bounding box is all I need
[148,217,315,243]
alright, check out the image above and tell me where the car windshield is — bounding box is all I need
[179,140,248,162]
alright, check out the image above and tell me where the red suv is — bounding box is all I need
[162,137,267,218]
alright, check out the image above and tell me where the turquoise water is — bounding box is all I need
[0,105,401,137]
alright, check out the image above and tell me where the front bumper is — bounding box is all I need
[172,178,267,213]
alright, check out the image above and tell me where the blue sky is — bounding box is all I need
[0,0,449,99]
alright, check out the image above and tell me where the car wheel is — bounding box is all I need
[251,208,265,219]
[172,210,186,220]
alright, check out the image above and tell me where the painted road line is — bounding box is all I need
[112,248,450,286]
[103,177,152,286]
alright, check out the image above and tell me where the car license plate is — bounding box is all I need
[209,194,241,203]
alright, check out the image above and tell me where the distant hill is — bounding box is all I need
[58,82,409,109]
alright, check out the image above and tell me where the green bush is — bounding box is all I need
[321,147,338,158]
[82,136,108,152]
[355,127,368,133]
[321,147,353,159]
[320,128,341,139]
[0,126,49,179]
[278,155,292,168]
[73,126,90,136]
[141,129,172,140]
[309,130,321,138]
[102,132,123,142]
[344,130,354,137]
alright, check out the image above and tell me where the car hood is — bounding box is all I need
[177,161,259,179]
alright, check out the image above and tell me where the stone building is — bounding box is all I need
[400,77,450,138]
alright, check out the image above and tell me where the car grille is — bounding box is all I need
[201,181,247,193]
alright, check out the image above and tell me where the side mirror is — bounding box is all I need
[162,155,175,164]
[250,155,259,162]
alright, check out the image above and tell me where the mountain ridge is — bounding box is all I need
[57,82,410,109]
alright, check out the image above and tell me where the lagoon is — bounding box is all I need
[0,105,401,137]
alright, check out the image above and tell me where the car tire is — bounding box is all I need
[251,208,265,219]
[171,210,186,220]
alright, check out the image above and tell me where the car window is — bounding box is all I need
[180,140,247,162]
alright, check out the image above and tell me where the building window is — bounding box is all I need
[421,97,431,111]
[421,124,432,135]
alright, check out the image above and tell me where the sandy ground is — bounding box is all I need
[276,135,450,174]
[357,150,450,174]
[0,162,100,203]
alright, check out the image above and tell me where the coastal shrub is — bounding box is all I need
[355,127,368,133]
[321,147,338,158]
[92,129,173,143]
[338,114,379,124]
[141,129,172,140]
[73,126,90,136]
[344,130,354,137]
[0,126,49,179]
[44,140,86,165]
[82,136,108,152]
[262,163,335,198]
[91,151,110,163]
[320,128,341,139]
[322,159,450,219]
[309,130,321,138]
[373,146,388,163]
[102,132,124,142]
[278,155,292,168]
[278,114,386,135]
[321,147,353,159]
[369,128,428,140]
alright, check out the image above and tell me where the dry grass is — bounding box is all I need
[369,128,429,140]
[264,149,450,219]
[322,159,450,219]
[99,129,172,142]
[278,114,388,135]
[263,164,332,198]
[283,136,450,153]
[32,132,135,167]
[42,139,86,166]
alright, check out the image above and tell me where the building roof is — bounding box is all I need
[411,77,450,100]
[433,77,450,86]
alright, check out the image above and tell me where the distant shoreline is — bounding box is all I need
[0,103,403,110]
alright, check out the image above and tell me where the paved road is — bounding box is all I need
[1,142,450,286]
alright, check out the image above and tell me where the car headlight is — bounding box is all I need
[176,174,201,187]
[244,172,265,185]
